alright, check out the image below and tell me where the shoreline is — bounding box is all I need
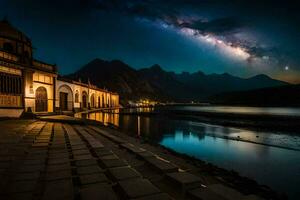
[94,120,287,199]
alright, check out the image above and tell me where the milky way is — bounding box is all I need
[1,0,300,83]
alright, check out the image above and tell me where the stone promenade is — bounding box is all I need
[0,120,264,200]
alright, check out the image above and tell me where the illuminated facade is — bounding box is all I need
[0,20,119,117]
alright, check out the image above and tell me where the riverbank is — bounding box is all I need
[0,118,285,199]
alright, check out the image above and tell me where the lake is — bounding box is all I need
[76,107,300,199]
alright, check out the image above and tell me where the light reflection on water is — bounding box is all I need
[159,105,300,116]
[75,110,120,126]
[77,109,300,199]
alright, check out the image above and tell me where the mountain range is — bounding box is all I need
[66,58,289,104]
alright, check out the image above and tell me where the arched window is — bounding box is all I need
[75,92,79,103]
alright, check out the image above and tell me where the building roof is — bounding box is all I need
[0,19,31,44]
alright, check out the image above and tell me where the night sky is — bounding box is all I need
[1,0,300,83]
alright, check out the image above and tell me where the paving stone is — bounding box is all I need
[136,151,156,159]
[166,172,202,191]
[47,163,72,172]
[23,159,46,165]
[10,192,33,200]
[80,183,118,200]
[120,143,146,153]
[108,166,141,181]
[133,193,172,200]
[77,166,103,175]
[95,148,114,157]
[9,180,37,193]
[188,187,226,200]
[71,145,87,150]
[89,142,104,149]
[75,159,98,167]
[100,154,119,160]
[50,144,66,150]
[208,184,245,200]
[101,158,128,168]
[74,154,94,161]
[145,157,178,173]
[0,156,12,162]
[72,149,90,156]
[32,143,49,148]
[48,149,68,155]
[89,126,125,144]
[0,162,10,169]
[28,150,48,156]
[14,172,40,181]
[36,136,50,139]
[80,173,108,185]
[35,139,49,143]
[118,178,161,199]
[48,152,69,159]
[26,154,47,160]
[46,170,72,181]
[42,179,73,200]
[48,158,69,165]
[17,164,45,173]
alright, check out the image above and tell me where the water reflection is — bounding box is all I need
[75,109,120,126]
[76,111,300,199]
[159,105,300,116]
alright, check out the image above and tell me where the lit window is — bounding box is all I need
[38,74,44,82]
[75,92,79,103]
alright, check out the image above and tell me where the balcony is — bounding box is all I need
[0,50,19,62]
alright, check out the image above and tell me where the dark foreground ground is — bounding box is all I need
[0,118,284,200]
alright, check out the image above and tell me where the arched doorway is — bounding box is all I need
[90,94,95,108]
[102,95,105,108]
[82,91,88,108]
[35,87,48,112]
[58,85,73,111]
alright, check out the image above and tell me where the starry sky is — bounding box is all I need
[1,0,300,83]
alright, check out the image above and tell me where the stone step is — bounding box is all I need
[77,165,104,175]
[188,187,227,200]
[120,143,146,154]
[100,158,128,168]
[117,178,161,199]
[145,157,178,173]
[42,179,74,200]
[80,183,118,200]
[89,126,125,144]
[133,193,172,200]
[166,172,203,192]
[79,173,109,185]
[108,166,142,181]
[136,151,156,160]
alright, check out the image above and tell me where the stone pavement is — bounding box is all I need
[0,120,265,200]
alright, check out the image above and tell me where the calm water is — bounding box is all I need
[158,105,300,116]
[76,108,300,199]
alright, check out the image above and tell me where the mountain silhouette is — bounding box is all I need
[66,58,289,104]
